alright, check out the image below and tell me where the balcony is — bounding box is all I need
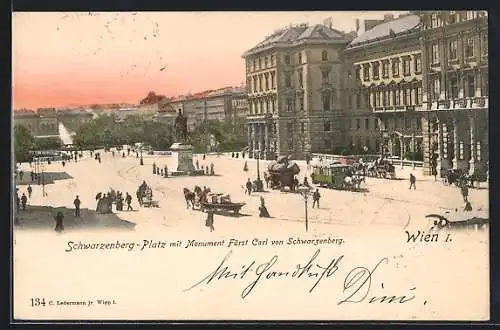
[472,96,487,108]
[320,82,334,91]
[437,100,450,109]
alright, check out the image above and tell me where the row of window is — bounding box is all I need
[428,11,486,29]
[249,97,277,114]
[248,72,277,93]
[370,84,423,108]
[429,73,488,100]
[384,116,422,131]
[248,50,332,72]
[430,33,488,65]
[347,117,379,130]
[359,55,421,82]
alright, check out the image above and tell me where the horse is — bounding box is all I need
[183,188,196,209]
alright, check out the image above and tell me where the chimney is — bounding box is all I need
[355,18,360,32]
[323,17,333,29]
[384,14,394,21]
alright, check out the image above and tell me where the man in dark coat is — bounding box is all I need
[74,195,81,217]
[246,178,252,195]
[409,173,416,190]
[54,211,64,232]
[21,193,27,211]
[126,193,133,211]
[206,210,215,232]
[312,189,321,209]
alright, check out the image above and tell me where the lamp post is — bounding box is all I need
[297,185,312,232]
[255,153,264,192]
[140,147,144,166]
[40,163,46,197]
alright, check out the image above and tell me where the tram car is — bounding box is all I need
[311,162,354,190]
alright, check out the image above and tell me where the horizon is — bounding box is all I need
[13,11,408,110]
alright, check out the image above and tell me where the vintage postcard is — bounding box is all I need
[12,11,489,321]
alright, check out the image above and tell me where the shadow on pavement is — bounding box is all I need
[15,172,74,185]
[14,205,136,231]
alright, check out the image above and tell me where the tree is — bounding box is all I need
[14,125,35,162]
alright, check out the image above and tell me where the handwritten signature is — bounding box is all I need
[184,249,418,304]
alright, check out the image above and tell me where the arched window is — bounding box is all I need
[322,50,328,61]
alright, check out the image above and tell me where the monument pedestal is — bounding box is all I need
[169,142,204,176]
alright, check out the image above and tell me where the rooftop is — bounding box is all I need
[349,14,420,47]
[243,23,349,56]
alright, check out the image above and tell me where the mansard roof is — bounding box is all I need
[349,14,420,47]
[243,24,349,57]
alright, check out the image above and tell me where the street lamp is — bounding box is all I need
[255,153,264,192]
[40,163,46,197]
[140,147,144,166]
[297,185,312,232]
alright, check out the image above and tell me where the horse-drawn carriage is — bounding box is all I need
[366,159,396,179]
[311,162,364,191]
[183,186,245,214]
[267,156,300,191]
[137,182,159,208]
[201,194,246,214]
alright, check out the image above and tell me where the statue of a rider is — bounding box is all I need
[174,109,188,142]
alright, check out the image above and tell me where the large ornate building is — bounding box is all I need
[242,23,354,159]
[13,108,59,137]
[344,13,424,158]
[418,11,488,177]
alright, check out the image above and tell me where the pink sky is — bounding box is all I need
[12,11,406,109]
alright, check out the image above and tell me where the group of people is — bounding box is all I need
[152,163,169,177]
[95,191,134,214]
[195,160,215,175]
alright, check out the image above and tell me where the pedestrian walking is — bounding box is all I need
[19,170,24,181]
[205,210,215,232]
[16,193,20,212]
[54,211,64,232]
[196,160,199,170]
[30,171,35,182]
[73,195,81,217]
[312,189,321,208]
[21,193,27,211]
[409,173,416,190]
[460,183,469,202]
[246,178,252,195]
[126,193,133,211]
[27,184,32,198]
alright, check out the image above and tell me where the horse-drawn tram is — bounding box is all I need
[311,162,364,191]
[201,194,246,214]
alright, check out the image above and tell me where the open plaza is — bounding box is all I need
[12,149,489,235]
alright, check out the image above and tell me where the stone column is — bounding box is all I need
[437,117,444,175]
[264,123,269,159]
[411,133,416,152]
[469,114,476,175]
[476,69,482,97]
[457,32,464,66]
[257,123,263,155]
[452,115,458,168]
[247,124,252,150]
[420,37,429,108]
[439,39,447,100]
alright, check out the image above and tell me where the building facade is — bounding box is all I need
[13,108,59,138]
[344,14,424,158]
[418,11,488,177]
[164,87,247,131]
[242,23,353,159]
[56,108,94,134]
